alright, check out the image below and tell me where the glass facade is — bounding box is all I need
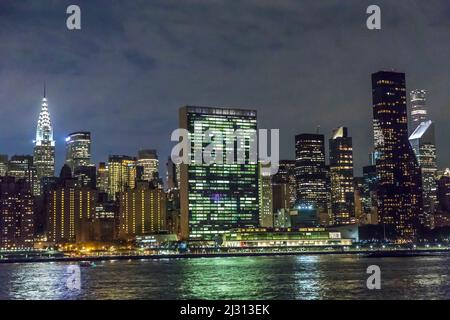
[180,106,259,240]
[329,127,355,225]
[295,134,329,223]
[372,71,423,240]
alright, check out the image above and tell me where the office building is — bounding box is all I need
[179,106,259,240]
[295,133,329,224]
[0,177,34,250]
[33,90,55,195]
[65,132,91,173]
[137,149,159,183]
[258,162,273,228]
[371,71,423,240]
[118,181,166,238]
[409,120,437,225]
[107,155,137,200]
[410,89,428,129]
[329,127,355,225]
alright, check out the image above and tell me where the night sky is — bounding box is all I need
[0,0,449,178]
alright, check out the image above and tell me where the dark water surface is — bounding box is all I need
[1,254,449,299]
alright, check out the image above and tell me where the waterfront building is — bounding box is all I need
[295,133,329,225]
[371,71,423,240]
[222,228,352,248]
[258,161,273,228]
[46,165,97,243]
[329,127,355,225]
[33,90,55,195]
[0,177,34,250]
[107,155,137,200]
[179,106,259,240]
[118,181,166,239]
[65,132,91,173]
[137,149,159,183]
[409,120,437,226]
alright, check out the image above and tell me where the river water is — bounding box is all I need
[1,254,449,299]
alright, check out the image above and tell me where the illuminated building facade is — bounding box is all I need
[7,155,39,196]
[295,133,329,224]
[410,89,428,129]
[258,162,273,228]
[329,127,355,225]
[96,162,109,193]
[371,71,423,240]
[33,92,55,195]
[222,228,352,248]
[409,120,437,225]
[272,160,296,211]
[118,182,166,238]
[0,155,7,176]
[107,155,137,200]
[437,169,450,213]
[137,149,159,183]
[46,178,97,243]
[179,106,259,240]
[0,177,34,250]
[65,132,92,173]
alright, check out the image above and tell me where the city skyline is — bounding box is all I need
[0,1,449,177]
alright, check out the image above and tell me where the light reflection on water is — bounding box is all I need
[1,254,450,300]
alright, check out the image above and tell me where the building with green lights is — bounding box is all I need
[179,106,259,240]
[222,228,352,248]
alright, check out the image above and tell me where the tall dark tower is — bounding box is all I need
[295,133,329,224]
[371,71,423,240]
[329,127,354,225]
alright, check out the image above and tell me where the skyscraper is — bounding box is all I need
[258,161,273,228]
[329,127,355,225]
[166,157,179,190]
[107,155,137,200]
[97,162,109,194]
[371,71,423,240]
[295,133,329,224]
[7,155,39,195]
[179,106,259,240]
[0,177,34,250]
[46,174,97,244]
[137,149,159,183]
[0,155,8,177]
[33,90,55,194]
[118,181,166,239]
[272,160,297,211]
[65,132,92,173]
[409,120,437,226]
[437,169,450,214]
[410,89,428,129]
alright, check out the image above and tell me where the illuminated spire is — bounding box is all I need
[35,86,54,146]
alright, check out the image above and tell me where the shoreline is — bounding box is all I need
[0,248,449,264]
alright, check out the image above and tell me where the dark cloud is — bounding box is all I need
[0,0,449,177]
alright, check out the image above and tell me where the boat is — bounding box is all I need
[79,261,96,267]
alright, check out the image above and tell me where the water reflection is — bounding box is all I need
[1,254,450,299]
